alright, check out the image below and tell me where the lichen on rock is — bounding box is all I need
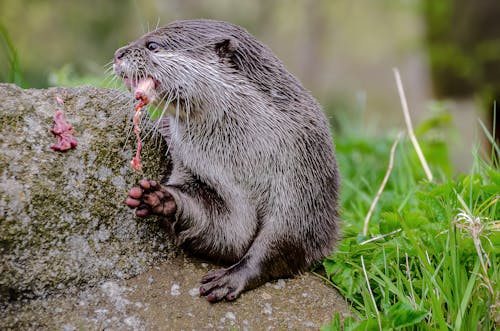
[0,83,175,302]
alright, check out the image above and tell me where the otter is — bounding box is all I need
[113,19,340,302]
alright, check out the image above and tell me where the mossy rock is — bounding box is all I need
[0,83,175,302]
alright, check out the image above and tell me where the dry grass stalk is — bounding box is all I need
[393,68,433,182]
[363,132,403,236]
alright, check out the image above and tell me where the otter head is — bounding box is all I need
[113,20,250,116]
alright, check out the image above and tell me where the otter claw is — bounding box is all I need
[201,269,226,283]
[199,268,247,302]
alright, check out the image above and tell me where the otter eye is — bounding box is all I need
[146,42,161,51]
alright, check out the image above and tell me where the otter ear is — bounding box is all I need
[214,38,239,58]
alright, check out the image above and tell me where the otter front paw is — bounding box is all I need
[199,267,249,302]
[126,179,176,217]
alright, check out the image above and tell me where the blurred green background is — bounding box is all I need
[1,0,499,170]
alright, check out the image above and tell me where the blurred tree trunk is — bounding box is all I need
[424,0,500,155]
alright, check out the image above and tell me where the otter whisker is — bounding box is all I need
[103,64,116,77]
[103,74,121,90]
[140,88,178,153]
[119,114,136,154]
[103,67,117,80]
[157,91,174,155]
[109,91,130,109]
[141,89,171,139]
[185,97,192,144]
[103,61,114,71]
[102,97,133,128]
[174,92,181,138]
[155,17,161,31]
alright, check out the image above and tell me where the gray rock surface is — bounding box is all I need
[1,255,350,330]
[0,83,174,302]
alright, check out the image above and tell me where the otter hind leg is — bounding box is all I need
[126,179,177,217]
[199,224,301,302]
[199,262,251,302]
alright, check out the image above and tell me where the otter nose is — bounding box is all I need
[114,47,127,64]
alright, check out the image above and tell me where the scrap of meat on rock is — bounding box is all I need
[50,97,77,152]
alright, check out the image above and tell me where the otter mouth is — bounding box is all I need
[123,75,159,105]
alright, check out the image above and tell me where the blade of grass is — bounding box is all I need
[393,68,433,182]
[0,24,24,86]
[454,259,480,330]
[361,255,382,330]
[405,253,416,307]
[478,119,500,160]
[363,132,403,236]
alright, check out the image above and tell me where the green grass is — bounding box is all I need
[322,111,499,330]
[47,63,109,88]
[0,24,25,86]
[0,26,107,88]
